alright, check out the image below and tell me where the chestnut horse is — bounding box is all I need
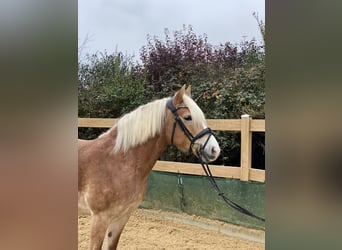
[78,86,220,249]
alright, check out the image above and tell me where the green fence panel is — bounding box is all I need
[140,171,265,230]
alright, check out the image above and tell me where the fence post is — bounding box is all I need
[240,114,252,181]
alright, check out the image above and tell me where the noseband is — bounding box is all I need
[167,97,213,158]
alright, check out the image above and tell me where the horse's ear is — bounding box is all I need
[185,85,191,97]
[173,85,186,105]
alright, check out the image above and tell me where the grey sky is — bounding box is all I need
[78,0,264,60]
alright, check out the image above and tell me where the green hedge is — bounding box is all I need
[78,25,265,169]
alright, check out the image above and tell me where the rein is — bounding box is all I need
[197,149,266,222]
[167,97,265,223]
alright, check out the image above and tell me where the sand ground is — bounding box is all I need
[78,209,265,250]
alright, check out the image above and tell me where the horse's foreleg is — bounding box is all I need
[106,215,130,250]
[89,213,110,250]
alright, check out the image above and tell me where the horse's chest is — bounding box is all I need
[85,173,147,213]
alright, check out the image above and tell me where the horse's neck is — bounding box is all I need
[124,133,168,179]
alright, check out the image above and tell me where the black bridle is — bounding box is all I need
[167,97,213,158]
[167,97,265,223]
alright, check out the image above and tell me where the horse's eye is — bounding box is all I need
[184,115,192,121]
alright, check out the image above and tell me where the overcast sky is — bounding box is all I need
[78,0,264,61]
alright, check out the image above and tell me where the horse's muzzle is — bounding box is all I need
[192,136,221,163]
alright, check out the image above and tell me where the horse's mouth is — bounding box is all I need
[199,152,218,163]
[191,144,219,163]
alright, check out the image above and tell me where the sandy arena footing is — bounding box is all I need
[78,208,264,249]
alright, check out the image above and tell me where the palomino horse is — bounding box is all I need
[78,85,220,249]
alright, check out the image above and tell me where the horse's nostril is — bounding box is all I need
[211,146,217,155]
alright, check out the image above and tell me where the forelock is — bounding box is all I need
[182,94,207,128]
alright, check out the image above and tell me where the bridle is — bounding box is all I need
[166,97,213,159]
[166,97,266,223]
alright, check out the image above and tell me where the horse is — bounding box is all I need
[78,85,221,249]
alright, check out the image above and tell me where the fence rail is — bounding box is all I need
[78,116,265,182]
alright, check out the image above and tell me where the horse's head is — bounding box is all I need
[165,85,220,163]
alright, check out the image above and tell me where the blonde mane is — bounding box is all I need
[113,98,168,153]
[110,94,207,153]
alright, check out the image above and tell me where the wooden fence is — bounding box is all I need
[78,115,265,182]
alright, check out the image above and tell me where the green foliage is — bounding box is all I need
[78,25,265,168]
[78,52,148,138]
[78,52,147,117]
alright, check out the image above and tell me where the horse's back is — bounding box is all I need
[78,138,90,149]
[78,138,93,166]
[78,138,101,157]
[78,135,116,191]
[78,138,98,192]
